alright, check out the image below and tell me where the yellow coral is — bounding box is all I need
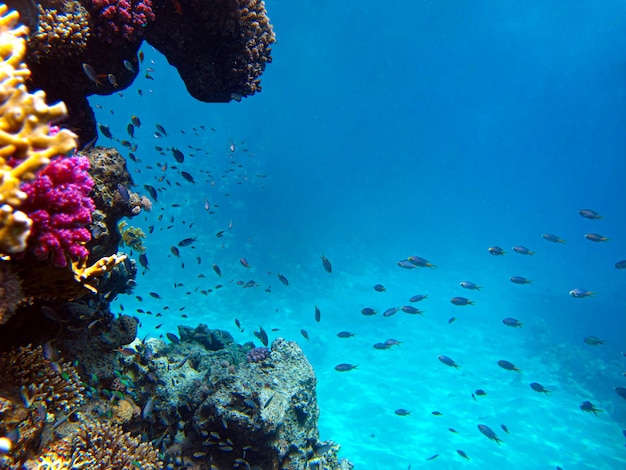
[0,4,77,255]
[71,253,127,293]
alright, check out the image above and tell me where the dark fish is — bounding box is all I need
[580,400,603,416]
[42,341,60,362]
[583,336,606,346]
[513,245,534,255]
[426,454,438,461]
[149,292,161,299]
[180,171,196,184]
[460,281,481,290]
[500,424,509,433]
[397,259,415,269]
[585,233,609,242]
[166,332,180,344]
[456,449,469,460]
[477,424,504,445]
[127,123,135,138]
[530,382,551,394]
[131,115,141,127]
[382,307,398,317]
[254,326,269,347]
[321,254,332,273]
[542,233,566,243]
[502,317,523,327]
[240,258,250,268]
[394,408,410,416]
[277,273,289,285]
[451,296,474,306]
[123,60,135,73]
[171,147,184,163]
[235,318,243,331]
[334,363,357,372]
[170,246,180,257]
[337,331,355,338]
[156,124,167,135]
[360,307,376,316]
[178,237,197,247]
[615,260,626,269]
[401,305,422,315]
[448,316,456,324]
[117,183,130,202]
[212,264,221,277]
[497,360,521,372]
[314,306,321,322]
[143,184,158,201]
[616,387,626,400]
[488,245,505,256]
[142,397,155,419]
[474,389,487,397]
[510,275,532,284]
[373,284,386,292]
[139,253,149,270]
[438,355,460,368]
[409,294,427,302]
[98,123,113,138]
[300,329,309,341]
[373,343,390,350]
[82,63,100,85]
[578,209,602,219]
[431,411,442,416]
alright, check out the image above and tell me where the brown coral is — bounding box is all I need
[28,0,91,63]
[35,421,162,470]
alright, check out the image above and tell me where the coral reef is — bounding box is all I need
[28,0,91,62]
[86,0,156,45]
[0,344,84,467]
[145,0,276,102]
[0,261,22,324]
[32,421,161,469]
[0,5,77,254]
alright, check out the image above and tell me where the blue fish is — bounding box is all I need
[477,424,504,445]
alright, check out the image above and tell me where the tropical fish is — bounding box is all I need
[321,254,332,273]
[336,331,355,338]
[131,115,141,127]
[583,336,606,346]
[240,258,250,268]
[314,306,321,322]
[334,363,357,372]
[108,74,118,87]
[156,124,167,135]
[139,253,149,270]
[166,332,179,344]
[488,245,505,255]
[382,307,398,317]
[373,342,389,350]
[180,171,196,184]
[360,307,376,316]
[580,400,603,416]
[127,123,135,138]
[300,329,309,341]
[584,233,609,242]
[500,424,509,434]
[615,260,626,269]
[212,264,221,277]
[373,284,386,292]
[569,288,595,298]
[426,454,438,461]
[123,60,135,72]
[178,237,197,247]
[400,305,422,315]
[254,326,268,346]
[513,246,534,255]
[409,294,427,302]
[530,382,550,394]
[394,408,410,416]
[438,355,460,368]
[171,147,184,163]
[170,246,180,257]
[502,317,523,327]
[450,296,474,306]
[615,387,626,400]
[477,424,504,445]
[510,275,532,284]
[98,123,113,138]
[277,273,289,285]
[542,233,566,243]
[497,360,521,372]
[460,281,481,290]
[456,449,470,460]
[407,255,437,268]
[82,63,100,85]
[143,184,158,201]
[397,259,415,269]
[578,209,602,219]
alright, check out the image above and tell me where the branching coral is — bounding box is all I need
[0,4,77,255]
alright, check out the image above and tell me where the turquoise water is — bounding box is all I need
[92,1,626,467]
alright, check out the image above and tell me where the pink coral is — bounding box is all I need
[19,155,95,267]
[88,0,155,44]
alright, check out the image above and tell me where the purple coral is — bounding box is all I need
[19,155,95,267]
[247,347,270,363]
[87,0,155,44]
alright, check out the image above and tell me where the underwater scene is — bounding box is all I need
[0,0,625,469]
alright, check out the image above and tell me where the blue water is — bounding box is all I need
[91,1,626,467]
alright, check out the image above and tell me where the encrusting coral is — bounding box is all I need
[0,4,77,255]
